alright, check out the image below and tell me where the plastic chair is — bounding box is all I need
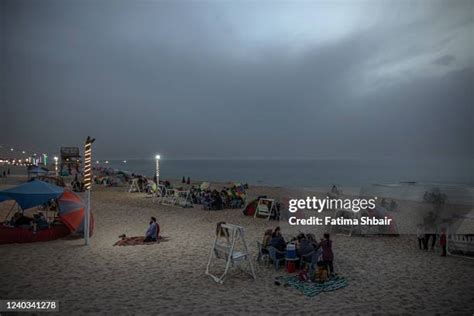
[268,246,285,270]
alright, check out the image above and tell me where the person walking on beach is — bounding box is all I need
[320,233,334,275]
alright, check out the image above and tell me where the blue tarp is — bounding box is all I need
[0,180,65,210]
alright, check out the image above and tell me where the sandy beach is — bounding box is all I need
[0,172,473,315]
[2,0,473,313]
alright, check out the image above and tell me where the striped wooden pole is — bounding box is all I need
[84,136,95,245]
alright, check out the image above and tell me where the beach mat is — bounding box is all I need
[113,236,169,246]
[275,275,348,297]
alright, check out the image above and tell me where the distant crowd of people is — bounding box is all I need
[0,168,11,177]
[416,212,448,257]
[190,184,247,210]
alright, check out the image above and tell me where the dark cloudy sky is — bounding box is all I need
[1,0,472,159]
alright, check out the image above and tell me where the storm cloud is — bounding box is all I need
[1,0,472,160]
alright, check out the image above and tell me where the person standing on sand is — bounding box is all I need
[423,211,437,250]
[440,228,447,257]
[416,224,425,250]
[320,233,334,275]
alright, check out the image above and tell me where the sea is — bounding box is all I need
[101,157,473,188]
[98,157,474,205]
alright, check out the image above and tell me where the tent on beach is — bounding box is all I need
[0,180,64,209]
[0,181,93,244]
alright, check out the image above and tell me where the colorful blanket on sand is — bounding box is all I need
[113,236,169,246]
[275,275,348,297]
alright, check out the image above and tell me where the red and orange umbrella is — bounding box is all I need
[57,190,85,232]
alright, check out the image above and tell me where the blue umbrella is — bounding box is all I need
[0,180,64,210]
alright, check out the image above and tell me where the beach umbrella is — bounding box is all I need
[57,190,85,232]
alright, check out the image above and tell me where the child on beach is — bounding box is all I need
[320,233,334,275]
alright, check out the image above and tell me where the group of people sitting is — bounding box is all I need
[136,176,172,195]
[5,211,49,231]
[92,167,132,187]
[131,175,150,192]
[262,227,335,275]
[189,184,247,210]
[3,199,61,232]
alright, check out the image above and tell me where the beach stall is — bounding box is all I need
[0,180,93,244]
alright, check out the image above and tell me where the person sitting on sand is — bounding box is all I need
[144,217,159,242]
[270,226,286,254]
